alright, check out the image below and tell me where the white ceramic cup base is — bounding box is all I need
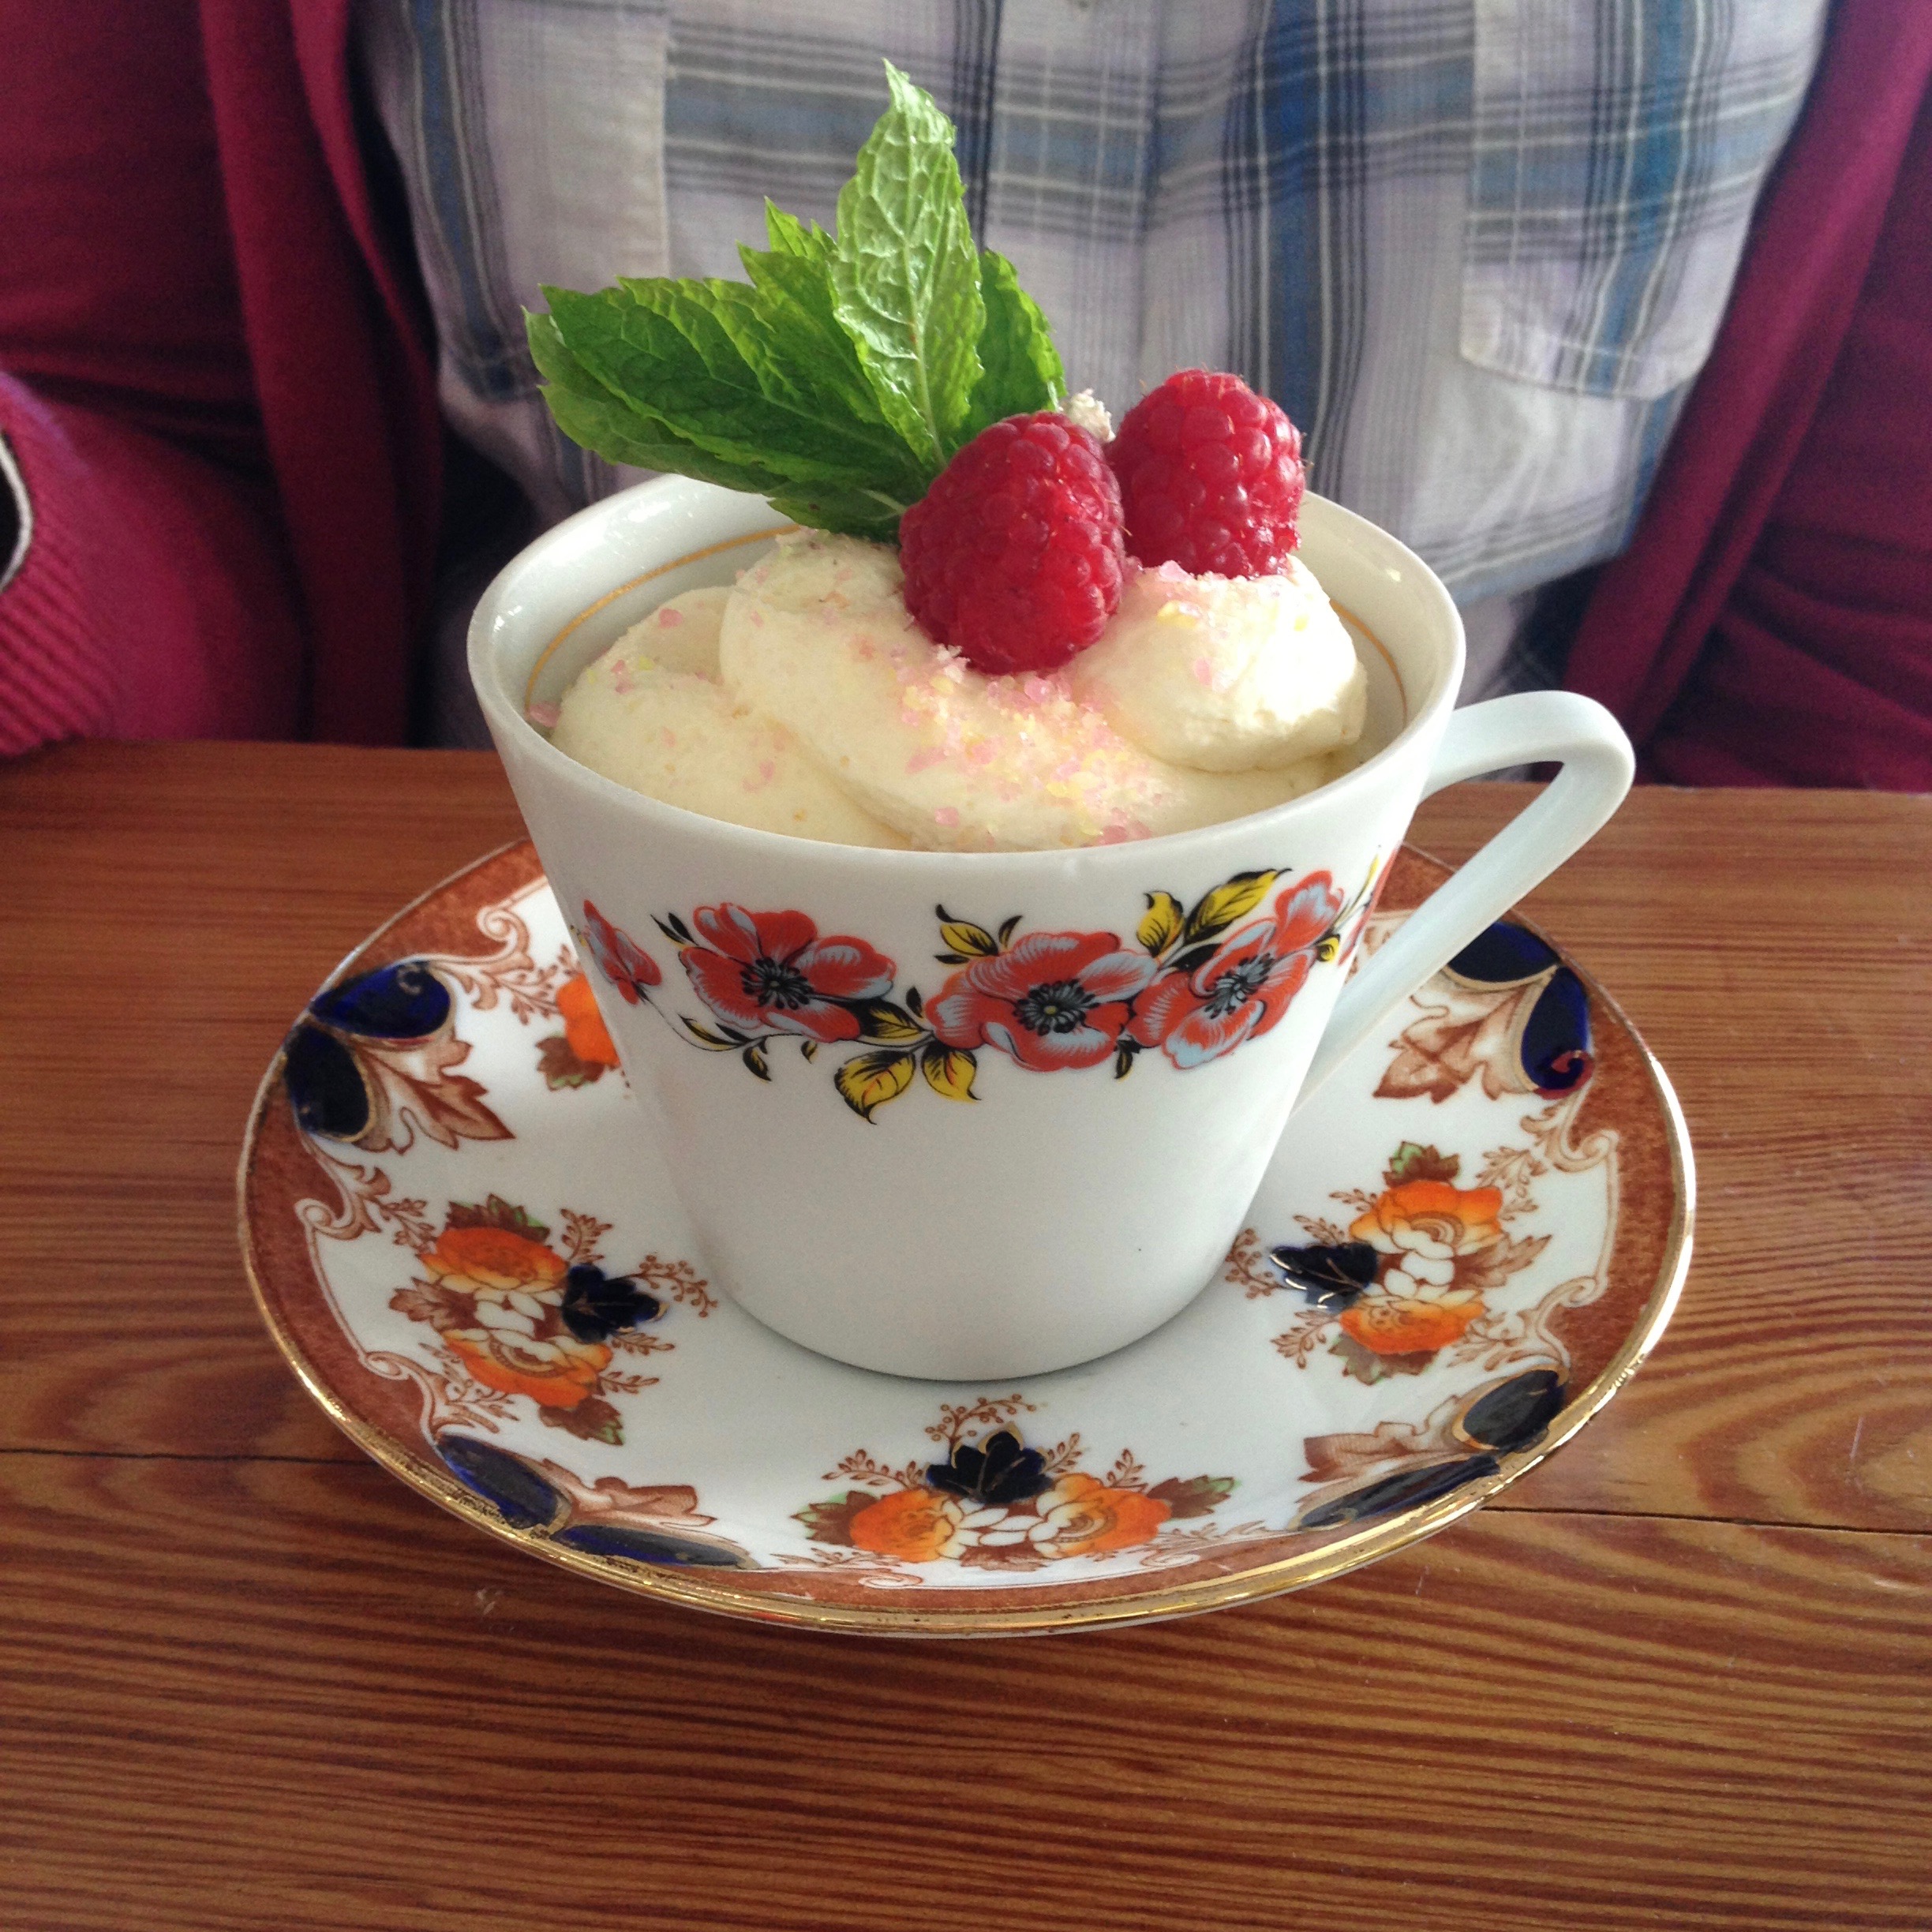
[471,481,1632,1380]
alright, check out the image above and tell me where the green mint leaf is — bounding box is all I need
[829,62,984,466]
[538,384,760,489]
[530,313,900,538]
[529,309,816,495]
[543,280,922,493]
[748,204,936,511]
[766,484,904,544]
[763,200,833,262]
[533,67,1065,540]
[736,238,915,455]
[962,249,1065,436]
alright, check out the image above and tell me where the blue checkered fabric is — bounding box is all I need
[360,0,1825,726]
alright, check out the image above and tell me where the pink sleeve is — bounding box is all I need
[0,370,305,753]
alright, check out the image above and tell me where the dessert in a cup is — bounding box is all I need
[529,66,1368,854]
[477,65,1631,1380]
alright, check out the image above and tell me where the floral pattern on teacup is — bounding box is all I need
[575,857,1381,1121]
[1125,871,1347,1069]
[678,904,897,1043]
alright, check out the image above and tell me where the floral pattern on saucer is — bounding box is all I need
[1374,922,1593,1103]
[242,840,1689,1634]
[385,1194,713,1447]
[283,957,511,1153]
[791,1395,1238,1573]
[1230,1139,1550,1383]
[432,1432,754,1569]
[537,972,625,1090]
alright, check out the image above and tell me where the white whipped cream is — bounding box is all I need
[1070,556,1365,771]
[553,530,1365,851]
[552,586,908,848]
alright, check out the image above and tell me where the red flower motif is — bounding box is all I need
[582,900,661,1004]
[682,904,895,1043]
[928,930,1158,1070]
[1129,872,1343,1069]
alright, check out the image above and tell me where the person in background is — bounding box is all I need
[2,2,1922,785]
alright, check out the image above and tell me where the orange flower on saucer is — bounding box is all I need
[798,1401,1235,1568]
[389,1196,675,1443]
[539,974,623,1090]
[557,973,620,1068]
[1344,1166,1507,1352]
[1038,1473,1170,1556]
[1342,1166,1505,1358]
[444,1325,612,1409]
[418,1219,610,1408]
[1265,1144,1548,1382]
[1338,1283,1485,1357]
[848,1487,968,1561]
[1350,1177,1505,1254]
[423,1222,569,1301]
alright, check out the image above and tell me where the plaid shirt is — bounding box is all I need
[361,0,1824,727]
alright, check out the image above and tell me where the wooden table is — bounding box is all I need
[2,741,1927,1930]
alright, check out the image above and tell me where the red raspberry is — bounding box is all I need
[900,413,1125,675]
[1108,369,1305,577]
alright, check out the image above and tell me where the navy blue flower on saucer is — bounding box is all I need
[1296,1369,1571,1530]
[283,958,508,1153]
[926,1428,1051,1506]
[1377,919,1593,1103]
[437,1435,753,1567]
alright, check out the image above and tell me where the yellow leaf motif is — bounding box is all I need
[1184,870,1279,944]
[920,1043,977,1102]
[1137,891,1185,957]
[835,1049,917,1120]
[935,904,1001,957]
[855,1000,925,1043]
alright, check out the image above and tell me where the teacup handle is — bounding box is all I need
[1298,691,1635,1103]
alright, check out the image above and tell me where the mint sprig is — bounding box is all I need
[529,62,1065,541]
[963,249,1068,440]
[828,63,985,467]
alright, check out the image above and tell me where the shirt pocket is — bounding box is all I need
[1460,0,1826,401]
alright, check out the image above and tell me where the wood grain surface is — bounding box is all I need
[2,740,1928,1930]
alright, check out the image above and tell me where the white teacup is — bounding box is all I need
[471,479,1631,1379]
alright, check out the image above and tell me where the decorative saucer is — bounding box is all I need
[240,841,1691,1636]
